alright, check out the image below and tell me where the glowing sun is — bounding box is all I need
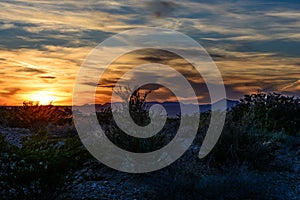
[29,91,57,105]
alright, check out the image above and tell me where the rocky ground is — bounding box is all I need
[0,127,31,148]
[58,143,300,200]
[1,128,299,200]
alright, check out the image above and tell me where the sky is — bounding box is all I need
[0,0,299,105]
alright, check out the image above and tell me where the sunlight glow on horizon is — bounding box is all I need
[0,0,299,106]
[28,91,59,105]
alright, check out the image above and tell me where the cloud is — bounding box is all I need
[0,87,21,97]
[0,0,300,105]
[281,80,300,91]
[0,0,137,33]
[0,46,90,105]
[82,81,99,87]
[39,76,56,79]
[137,49,180,63]
[265,12,300,19]
[145,1,177,18]
[16,68,46,74]
[0,23,16,29]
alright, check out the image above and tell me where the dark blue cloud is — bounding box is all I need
[237,40,300,57]
[0,22,112,50]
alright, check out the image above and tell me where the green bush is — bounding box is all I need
[1,91,299,198]
[0,132,91,199]
[207,92,300,168]
[233,92,300,136]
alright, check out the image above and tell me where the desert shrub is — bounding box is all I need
[207,92,300,169]
[46,123,77,137]
[96,107,113,125]
[99,86,173,153]
[154,165,292,200]
[128,89,152,126]
[210,126,275,169]
[0,133,91,199]
[194,168,291,200]
[104,118,178,153]
[114,86,151,126]
[6,101,72,132]
[0,134,14,153]
[233,92,300,136]
[0,107,8,126]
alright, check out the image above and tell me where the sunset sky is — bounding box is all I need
[0,0,299,105]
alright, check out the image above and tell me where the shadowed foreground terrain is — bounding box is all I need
[0,92,299,199]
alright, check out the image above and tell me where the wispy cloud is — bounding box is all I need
[145,1,177,18]
[281,80,300,91]
[0,87,21,97]
[0,0,299,105]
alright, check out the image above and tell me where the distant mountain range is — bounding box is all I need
[92,99,239,117]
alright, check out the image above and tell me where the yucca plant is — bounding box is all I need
[114,86,151,126]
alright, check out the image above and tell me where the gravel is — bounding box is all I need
[0,127,31,148]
